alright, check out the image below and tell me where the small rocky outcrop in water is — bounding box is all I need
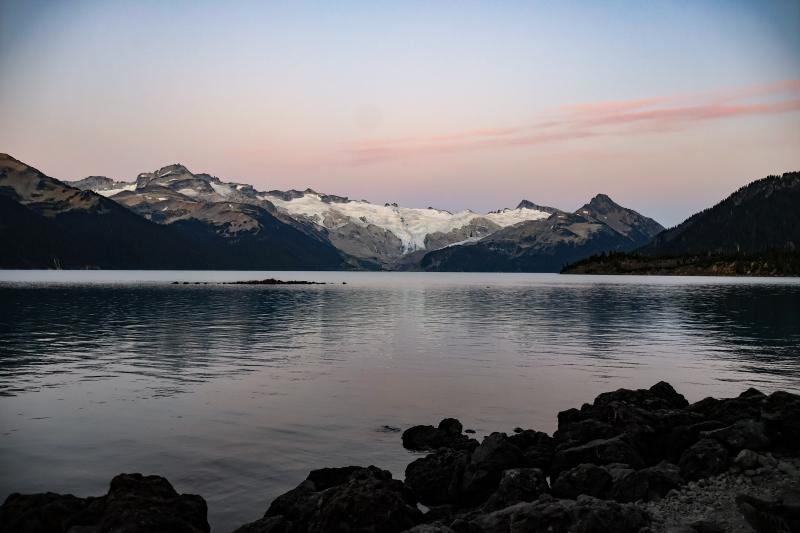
[3,382,799,533]
[401,418,478,451]
[224,278,326,285]
[0,473,208,533]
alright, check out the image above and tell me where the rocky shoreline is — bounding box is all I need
[2,382,798,533]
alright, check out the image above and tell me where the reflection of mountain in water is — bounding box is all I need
[0,286,330,395]
[1,280,799,397]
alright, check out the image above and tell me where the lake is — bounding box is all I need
[1,271,799,531]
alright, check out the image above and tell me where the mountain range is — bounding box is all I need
[4,153,795,274]
[563,171,800,276]
[1,153,666,271]
[420,194,663,272]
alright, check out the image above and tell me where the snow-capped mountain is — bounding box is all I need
[257,189,552,265]
[7,155,672,271]
[70,164,555,267]
[5,155,347,270]
[420,195,664,272]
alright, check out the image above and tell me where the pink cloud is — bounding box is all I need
[347,79,800,164]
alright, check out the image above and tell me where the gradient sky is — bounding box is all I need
[1,0,799,226]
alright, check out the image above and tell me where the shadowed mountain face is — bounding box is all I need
[641,172,800,256]
[67,163,559,268]
[420,196,664,272]
[3,153,667,271]
[562,171,800,276]
[578,194,664,248]
[0,154,348,270]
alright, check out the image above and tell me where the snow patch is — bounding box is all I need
[210,181,235,198]
[96,184,136,197]
[263,192,549,253]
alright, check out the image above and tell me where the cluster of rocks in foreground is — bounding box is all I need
[2,383,798,533]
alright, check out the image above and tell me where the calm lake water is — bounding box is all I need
[1,271,799,531]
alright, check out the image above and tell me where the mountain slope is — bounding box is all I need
[641,172,800,255]
[0,154,209,269]
[73,165,557,267]
[0,154,348,270]
[420,196,663,272]
[258,190,554,266]
[563,171,800,276]
[578,194,664,248]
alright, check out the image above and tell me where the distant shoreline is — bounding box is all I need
[562,251,800,277]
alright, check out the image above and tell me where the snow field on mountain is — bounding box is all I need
[264,192,549,252]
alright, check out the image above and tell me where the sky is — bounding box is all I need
[1,0,799,226]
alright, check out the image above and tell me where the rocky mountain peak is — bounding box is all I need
[156,164,192,177]
[577,194,664,244]
[68,176,115,190]
[516,200,561,214]
[586,193,620,211]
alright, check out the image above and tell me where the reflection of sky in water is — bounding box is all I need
[0,272,798,530]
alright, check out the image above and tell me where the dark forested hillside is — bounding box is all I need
[563,172,800,276]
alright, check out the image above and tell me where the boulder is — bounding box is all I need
[551,434,644,476]
[460,433,526,505]
[737,489,800,533]
[405,449,469,506]
[309,468,422,533]
[733,449,766,470]
[650,381,691,409]
[553,419,618,451]
[401,526,457,533]
[402,419,478,451]
[0,473,209,533]
[469,496,650,533]
[482,468,549,512]
[506,430,555,469]
[610,462,683,502]
[688,395,763,426]
[92,474,209,533]
[602,463,635,484]
[242,466,422,533]
[0,492,91,533]
[593,382,688,411]
[739,388,767,401]
[701,419,771,452]
[761,391,800,441]
[678,439,730,481]
[551,464,612,499]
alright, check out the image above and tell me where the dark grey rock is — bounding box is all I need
[551,464,612,499]
[552,434,644,476]
[761,390,800,444]
[469,496,650,533]
[401,525,457,533]
[701,419,771,452]
[553,419,618,451]
[506,429,555,469]
[405,449,469,506]
[0,473,209,533]
[482,468,549,512]
[610,462,683,502]
[737,489,800,533]
[678,439,730,481]
[246,466,422,533]
[402,420,478,452]
[460,433,526,505]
